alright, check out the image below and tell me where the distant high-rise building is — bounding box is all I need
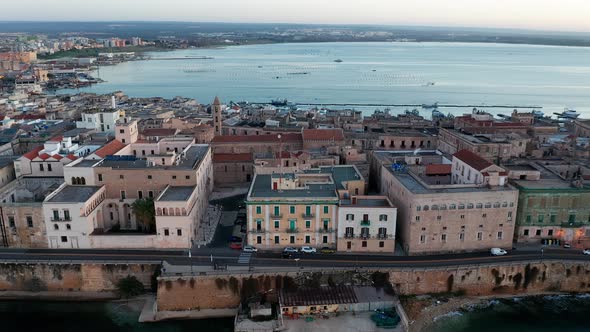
[213,96,223,136]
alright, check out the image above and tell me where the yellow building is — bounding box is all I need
[246,166,365,250]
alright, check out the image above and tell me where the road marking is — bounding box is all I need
[238,253,252,264]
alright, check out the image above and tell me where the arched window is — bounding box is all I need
[182,208,187,215]
[175,208,181,216]
[485,203,492,208]
[476,203,483,209]
[431,205,439,210]
[54,224,59,230]
[416,206,421,212]
[440,204,447,210]
[157,208,162,215]
[467,203,474,209]
[169,208,174,216]
[449,204,456,210]
[80,177,86,185]
[458,204,465,210]
[423,205,429,211]
[163,208,167,215]
[71,177,77,185]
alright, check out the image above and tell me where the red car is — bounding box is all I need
[230,242,243,250]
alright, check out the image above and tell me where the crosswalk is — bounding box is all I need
[238,252,252,264]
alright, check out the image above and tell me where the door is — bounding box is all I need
[70,236,79,249]
[49,237,58,248]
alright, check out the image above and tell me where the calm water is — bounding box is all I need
[58,42,590,117]
[0,300,234,332]
[427,294,590,332]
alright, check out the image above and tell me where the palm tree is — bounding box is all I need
[132,198,155,233]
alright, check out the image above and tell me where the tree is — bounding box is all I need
[132,198,156,233]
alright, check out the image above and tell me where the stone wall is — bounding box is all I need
[0,263,158,292]
[390,260,590,296]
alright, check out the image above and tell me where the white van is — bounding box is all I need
[490,248,508,256]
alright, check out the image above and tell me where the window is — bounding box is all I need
[305,235,310,244]
[449,204,456,210]
[538,215,544,223]
[164,229,169,236]
[120,175,124,179]
[431,205,439,210]
[138,191,143,199]
[290,206,295,214]
[477,232,483,241]
[98,174,103,181]
[323,206,329,214]
[185,175,190,180]
[148,191,154,198]
[523,229,529,236]
[482,214,487,218]
[485,203,492,208]
[508,211,513,220]
[460,215,465,219]
[147,175,152,179]
[568,214,576,223]
[61,236,67,242]
[423,205,429,211]
[47,164,52,172]
[26,216,33,227]
[437,215,442,220]
[416,206,421,211]
[494,202,501,208]
[548,229,554,236]
[476,203,483,209]
[467,203,474,209]
[323,236,328,244]
[415,216,420,221]
[274,236,280,244]
[257,236,262,244]
[273,206,280,216]
[379,241,384,248]
[120,129,125,134]
[256,206,262,214]
[458,204,465,210]
[120,191,126,199]
[526,215,531,223]
[441,234,447,242]
[290,236,295,244]
[39,164,44,171]
[172,175,177,179]
[535,229,542,236]
[497,231,503,240]
[420,234,426,243]
[346,214,354,221]
[379,214,388,221]
[362,241,367,248]
[8,216,14,227]
[274,220,280,229]
[54,224,59,230]
[459,233,465,241]
[305,220,311,229]
[177,229,182,236]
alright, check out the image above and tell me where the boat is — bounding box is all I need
[555,108,580,119]
[532,110,545,118]
[271,99,289,107]
[432,109,445,118]
[421,102,438,109]
[333,59,343,63]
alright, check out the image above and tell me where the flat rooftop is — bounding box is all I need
[250,174,338,199]
[503,164,539,171]
[47,185,102,203]
[341,198,392,207]
[90,144,209,170]
[158,186,196,201]
[386,166,515,194]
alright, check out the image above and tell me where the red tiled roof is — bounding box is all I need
[425,164,452,175]
[66,154,77,161]
[302,128,344,141]
[38,153,50,160]
[212,153,253,163]
[275,151,291,159]
[13,114,45,120]
[21,146,43,160]
[212,133,302,144]
[52,154,63,160]
[453,149,493,171]
[93,140,126,158]
[142,128,178,137]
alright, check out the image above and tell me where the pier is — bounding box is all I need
[148,56,214,60]
[250,102,543,109]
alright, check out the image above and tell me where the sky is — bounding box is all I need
[4,0,590,32]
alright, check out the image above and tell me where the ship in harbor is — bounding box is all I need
[271,98,289,106]
[555,108,580,119]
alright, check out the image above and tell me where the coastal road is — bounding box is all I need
[0,247,588,269]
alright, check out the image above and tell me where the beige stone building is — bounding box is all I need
[380,151,518,255]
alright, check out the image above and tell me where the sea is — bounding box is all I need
[0,300,234,332]
[57,42,590,118]
[426,294,590,332]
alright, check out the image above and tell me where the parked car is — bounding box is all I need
[283,247,298,253]
[281,252,293,259]
[563,242,571,248]
[300,246,317,254]
[230,242,243,250]
[243,245,258,253]
[229,236,242,243]
[583,249,590,255]
[320,247,336,254]
[490,248,508,256]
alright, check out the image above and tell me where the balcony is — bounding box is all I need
[270,213,283,218]
[344,233,355,239]
[249,228,267,234]
[360,220,370,226]
[560,222,585,228]
[51,217,72,222]
[302,213,315,218]
[318,228,334,233]
[286,227,299,233]
[377,233,388,239]
[360,233,371,239]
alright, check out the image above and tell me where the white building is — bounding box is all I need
[452,149,508,186]
[76,109,124,134]
[337,196,397,253]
